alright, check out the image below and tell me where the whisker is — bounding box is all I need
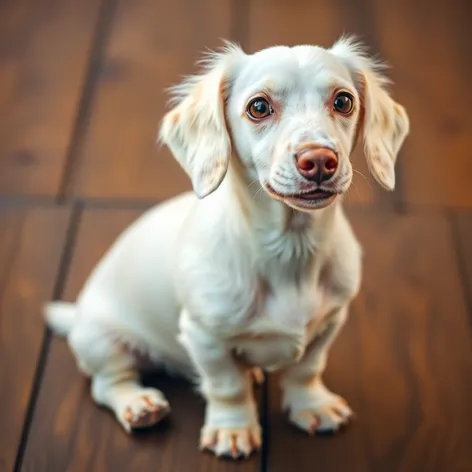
[347,179,361,202]
[247,178,260,189]
[253,186,264,201]
[353,168,372,189]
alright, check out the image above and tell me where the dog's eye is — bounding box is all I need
[247,97,273,120]
[333,92,354,114]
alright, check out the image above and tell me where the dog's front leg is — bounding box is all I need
[179,311,261,459]
[280,305,354,434]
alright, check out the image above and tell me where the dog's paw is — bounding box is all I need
[116,388,170,432]
[290,394,353,434]
[200,396,261,458]
[283,380,353,434]
[200,424,262,459]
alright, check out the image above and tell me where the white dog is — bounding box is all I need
[45,36,409,459]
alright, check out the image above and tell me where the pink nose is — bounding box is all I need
[294,147,338,184]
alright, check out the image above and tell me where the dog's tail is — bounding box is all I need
[44,301,78,337]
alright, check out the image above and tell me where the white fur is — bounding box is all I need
[45,301,77,337]
[45,36,409,459]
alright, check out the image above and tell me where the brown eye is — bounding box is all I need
[247,97,273,120]
[333,92,354,114]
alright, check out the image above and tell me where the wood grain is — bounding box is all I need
[266,210,472,472]
[0,0,102,197]
[452,212,472,304]
[0,206,71,472]
[370,0,472,208]
[69,0,233,201]
[21,208,261,472]
[1,0,472,471]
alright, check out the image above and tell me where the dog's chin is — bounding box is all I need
[284,193,337,211]
[264,184,339,211]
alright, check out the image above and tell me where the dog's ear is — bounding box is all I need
[159,43,244,198]
[331,36,409,191]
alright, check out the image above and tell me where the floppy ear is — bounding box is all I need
[159,43,244,198]
[331,37,410,191]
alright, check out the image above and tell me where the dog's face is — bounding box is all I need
[160,38,409,211]
[226,45,364,210]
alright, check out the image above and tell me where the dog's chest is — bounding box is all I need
[230,282,329,370]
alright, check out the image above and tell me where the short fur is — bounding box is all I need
[45,36,409,458]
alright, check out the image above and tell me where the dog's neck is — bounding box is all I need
[221,159,338,282]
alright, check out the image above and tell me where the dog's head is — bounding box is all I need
[160,37,409,211]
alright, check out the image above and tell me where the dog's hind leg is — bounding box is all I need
[68,317,170,432]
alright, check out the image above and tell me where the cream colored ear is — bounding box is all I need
[358,71,410,190]
[159,44,244,198]
[331,36,410,191]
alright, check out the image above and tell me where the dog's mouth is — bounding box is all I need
[264,184,338,210]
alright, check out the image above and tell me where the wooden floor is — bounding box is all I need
[1,0,472,471]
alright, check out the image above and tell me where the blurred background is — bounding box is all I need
[1,1,471,471]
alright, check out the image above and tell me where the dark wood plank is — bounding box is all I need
[246,0,388,207]
[22,208,261,472]
[0,0,102,197]
[69,0,233,201]
[266,210,472,472]
[452,212,472,304]
[370,0,472,208]
[0,206,71,472]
